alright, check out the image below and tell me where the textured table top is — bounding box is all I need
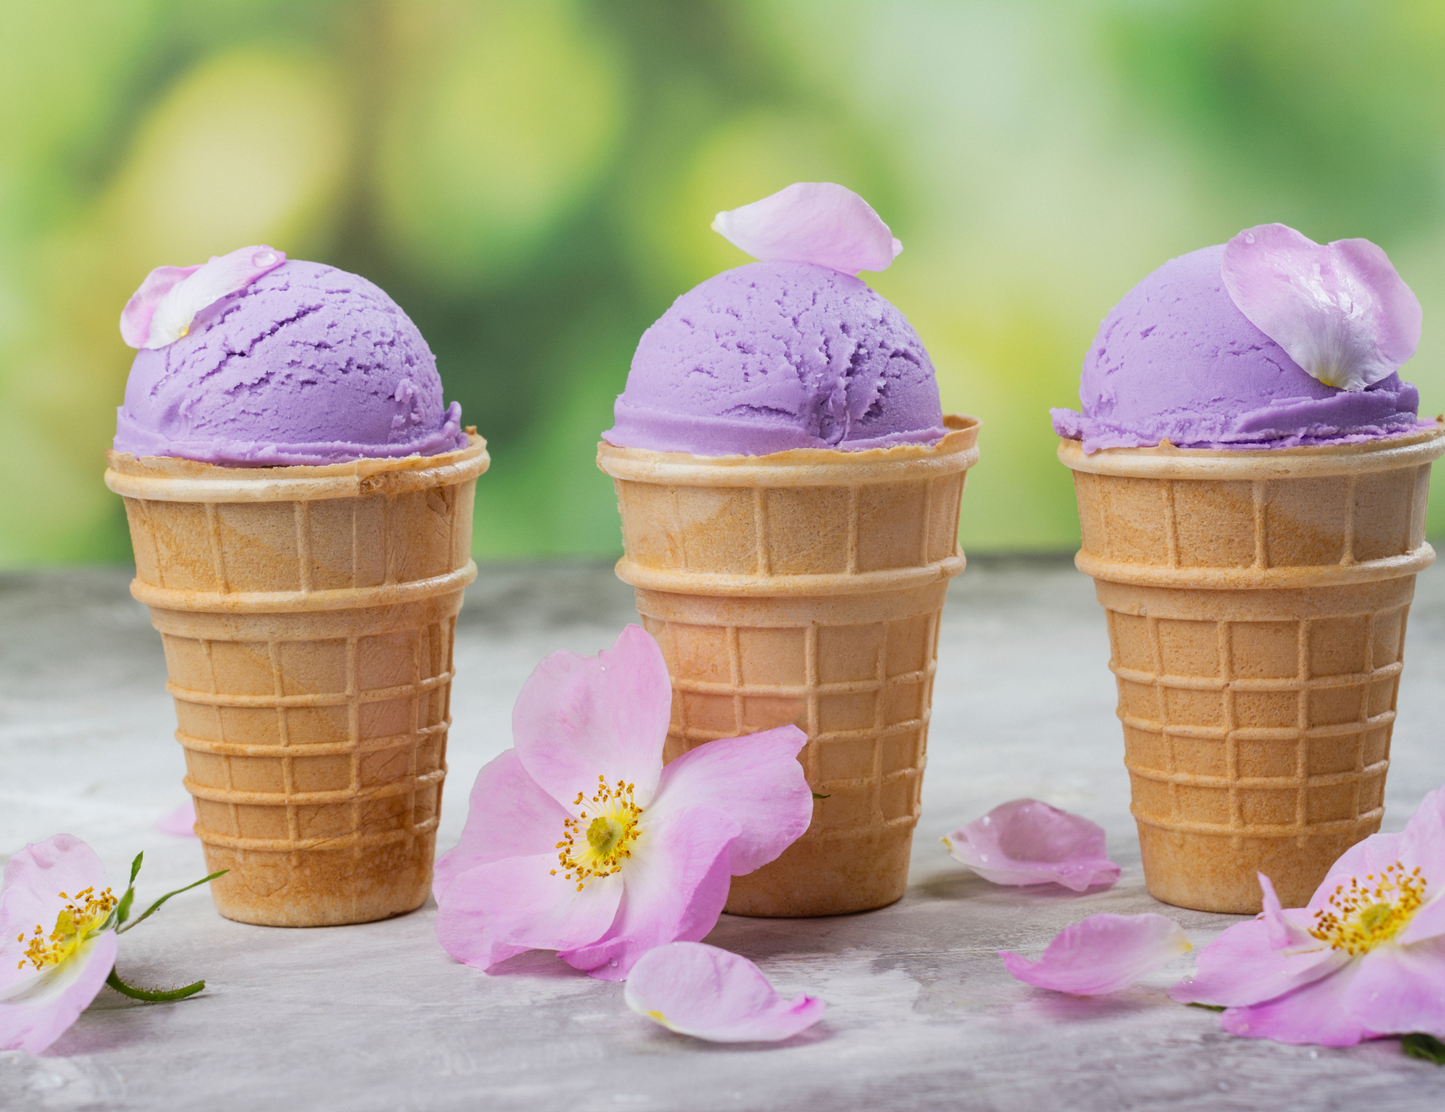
[4,560,1445,1111]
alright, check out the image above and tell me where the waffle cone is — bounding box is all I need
[1060,425,1445,912]
[598,416,979,917]
[104,433,488,926]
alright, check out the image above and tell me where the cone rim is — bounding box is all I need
[105,431,489,502]
[598,414,978,487]
[1058,421,1445,480]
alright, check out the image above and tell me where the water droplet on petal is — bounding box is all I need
[1244,232,1256,244]
[252,250,277,268]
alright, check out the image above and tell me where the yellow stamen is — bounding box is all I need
[17,886,117,971]
[1308,862,1427,956]
[555,775,643,892]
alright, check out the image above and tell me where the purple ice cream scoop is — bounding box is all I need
[1051,245,1422,454]
[114,260,467,466]
[604,261,946,456]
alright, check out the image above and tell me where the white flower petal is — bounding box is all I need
[127,245,286,349]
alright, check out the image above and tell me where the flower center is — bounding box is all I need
[16,887,117,971]
[586,815,626,856]
[553,775,643,892]
[1308,862,1426,955]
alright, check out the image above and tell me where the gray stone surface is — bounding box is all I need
[3,560,1445,1111]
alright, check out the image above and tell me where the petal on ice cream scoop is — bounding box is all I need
[121,245,286,349]
[711,182,902,276]
[1221,223,1420,392]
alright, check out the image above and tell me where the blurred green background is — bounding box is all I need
[5,0,1445,566]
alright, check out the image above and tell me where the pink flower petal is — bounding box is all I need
[1306,829,1407,916]
[120,246,285,349]
[559,805,740,981]
[645,726,811,876]
[1169,919,1343,1010]
[433,854,623,972]
[1221,224,1420,391]
[0,835,110,979]
[1257,872,1318,951]
[118,265,200,347]
[1340,937,1445,1037]
[156,801,197,838]
[1397,785,1445,946]
[943,799,1120,892]
[512,626,671,810]
[1001,913,1190,996]
[1399,893,1445,948]
[0,931,117,1054]
[711,182,903,276]
[1221,958,1373,1047]
[624,942,825,1043]
[432,749,573,903]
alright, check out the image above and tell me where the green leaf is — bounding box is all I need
[1187,1002,1226,1012]
[116,870,228,935]
[811,792,830,800]
[114,852,144,926]
[106,966,205,1003]
[1402,1032,1445,1065]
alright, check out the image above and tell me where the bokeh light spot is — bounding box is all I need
[376,0,625,284]
[105,48,352,266]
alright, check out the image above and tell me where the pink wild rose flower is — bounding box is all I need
[1,835,223,1053]
[1171,784,1445,1047]
[433,625,813,981]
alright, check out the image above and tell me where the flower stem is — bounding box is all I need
[116,870,228,934]
[106,967,205,1003]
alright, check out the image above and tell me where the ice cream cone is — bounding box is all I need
[598,415,978,917]
[1060,424,1445,912]
[104,433,488,926]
